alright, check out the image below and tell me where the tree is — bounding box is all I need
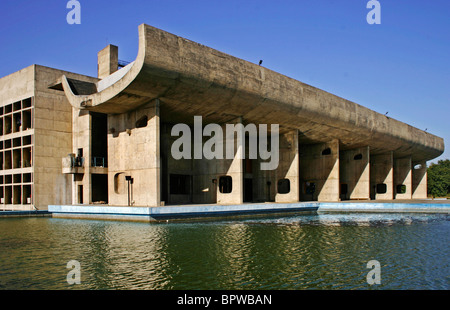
[427,159,450,198]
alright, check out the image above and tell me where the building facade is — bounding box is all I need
[0,25,444,211]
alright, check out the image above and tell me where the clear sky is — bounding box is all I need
[0,0,448,163]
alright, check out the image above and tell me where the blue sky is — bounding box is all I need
[0,0,448,163]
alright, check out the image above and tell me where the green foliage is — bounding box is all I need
[427,159,450,198]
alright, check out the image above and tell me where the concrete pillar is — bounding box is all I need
[98,45,118,79]
[339,146,370,200]
[299,139,339,202]
[216,118,244,205]
[412,161,428,199]
[275,130,299,203]
[370,152,394,200]
[107,99,160,206]
[72,109,91,205]
[394,156,412,199]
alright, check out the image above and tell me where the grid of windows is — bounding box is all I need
[0,97,34,208]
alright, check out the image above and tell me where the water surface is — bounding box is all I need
[0,213,448,290]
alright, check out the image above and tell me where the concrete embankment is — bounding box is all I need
[0,211,52,218]
[47,200,450,223]
[2,201,448,222]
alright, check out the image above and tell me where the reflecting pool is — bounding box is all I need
[0,213,448,290]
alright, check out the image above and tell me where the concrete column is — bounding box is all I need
[339,146,370,200]
[394,156,412,199]
[98,45,118,79]
[72,109,91,205]
[370,152,394,200]
[107,99,160,207]
[299,139,339,202]
[275,130,299,203]
[412,161,428,199]
[216,118,244,205]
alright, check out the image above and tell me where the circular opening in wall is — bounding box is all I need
[322,148,331,156]
[354,154,363,160]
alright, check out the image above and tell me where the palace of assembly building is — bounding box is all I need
[0,24,444,211]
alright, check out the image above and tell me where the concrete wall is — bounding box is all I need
[107,100,160,207]
[98,45,118,80]
[0,65,95,210]
[71,109,91,205]
[412,161,428,199]
[275,130,299,203]
[339,146,370,200]
[394,156,412,199]
[299,139,340,202]
[370,152,394,200]
[33,66,75,208]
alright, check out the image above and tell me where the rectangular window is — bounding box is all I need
[219,176,233,194]
[376,183,387,194]
[170,174,191,195]
[78,185,83,204]
[277,179,291,194]
[396,184,406,194]
[341,183,348,195]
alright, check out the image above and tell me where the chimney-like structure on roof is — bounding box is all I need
[97,44,118,79]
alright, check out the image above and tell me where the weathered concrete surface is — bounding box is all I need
[412,161,428,199]
[61,24,444,163]
[299,139,340,202]
[107,99,160,206]
[370,152,394,200]
[47,200,450,222]
[275,130,299,203]
[394,156,412,199]
[340,146,370,200]
[0,65,98,210]
[98,45,118,80]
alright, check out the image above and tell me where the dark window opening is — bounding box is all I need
[170,174,191,195]
[78,185,83,204]
[92,174,108,204]
[91,112,108,167]
[219,176,232,194]
[341,183,348,195]
[136,115,148,128]
[354,154,363,160]
[396,184,407,194]
[376,183,387,194]
[305,182,316,195]
[277,179,291,194]
[245,159,253,174]
[244,178,253,202]
[322,148,331,156]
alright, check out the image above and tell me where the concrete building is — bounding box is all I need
[0,24,444,211]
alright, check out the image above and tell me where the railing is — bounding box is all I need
[72,156,84,168]
[118,60,131,68]
[92,157,107,168]
[62,155,84,174]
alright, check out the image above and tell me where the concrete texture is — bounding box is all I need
[340,146,370,200]
[370,152,394,200]
[394,156,412,199]
[299,139,340,202]
[62,24,444,163]
[0,65,97,210]
[0,24,445,211]
[48,200,450,223]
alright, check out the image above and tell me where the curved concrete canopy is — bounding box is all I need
[61,24,444,162]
